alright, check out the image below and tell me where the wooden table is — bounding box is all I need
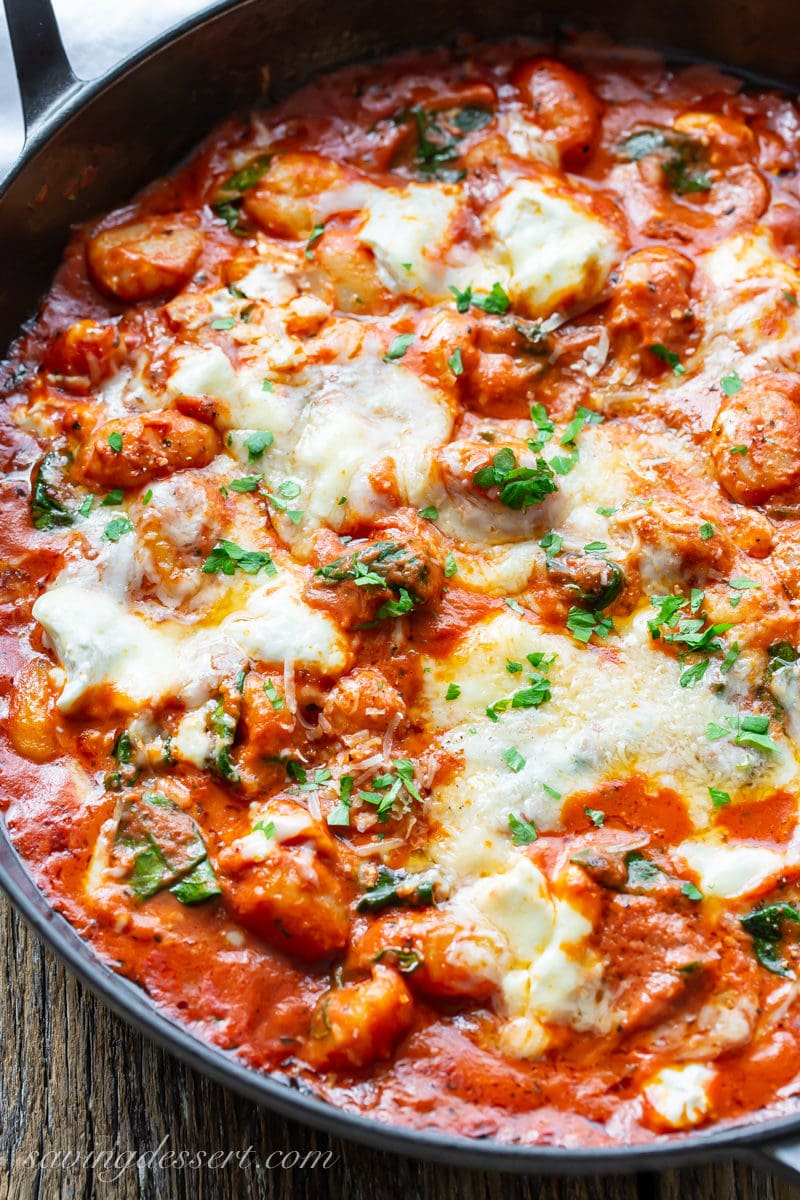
[2,894,798,1200]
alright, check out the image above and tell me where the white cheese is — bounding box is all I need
[171,702,216,768]
[168,344,239,405]
[487,179,620,316]
[498,111,560,167]
[352,175,620,318]
[357,182,463,299]
[33,586,186,713]
[424,605,800,883]
[676,838,786,899]
[445,858,608,1058]
[643,1063,715,1130]
[33,575,349,713]
[222,577,350,673]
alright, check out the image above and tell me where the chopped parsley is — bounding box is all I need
[699,521,715,540]
[721,642,741,674]
[219,155,272,197]
[418,505,438,520]
[266,478,303,524]
[244,430,274,462]
[502,747,526,773]
[730,444,748,456]
[539,529,563,557]
[549,452,579,476]
[706,711,780,755]
[508,812,537,845]
[326,775,354,827]
[486,660,552,721]
[201,540,277,577]
[263,679,283,711]
[708,786,731,808]
[648,343,686,375]
[721,372,743,397]
[529,403,555,452]
[383,333,414,362]
[648,590,734,687]
[210,697,239,783]
[449,283,472,313]
[566,606,614,644]
[444,552,458,578]
[211,317,237,331]
[305,223,325,258]
[102,488,125,507]
[103,517,133,542]
[729,576,759,591]
[229,474,263,493]
[585,807,605,827]
[445,682,461,701]
[473,447,557,511]
[560,406,603,447]
[448,347,464,376]
[213,155,272,233]
[447,280,512,315]
[107,431,123,453]
[472,282,511,315]
[375,590,416,620]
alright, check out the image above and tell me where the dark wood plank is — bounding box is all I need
[1,892,798,1200]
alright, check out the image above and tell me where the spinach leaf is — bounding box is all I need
[114,792,220,904]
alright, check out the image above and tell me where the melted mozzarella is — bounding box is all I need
[643,1064,715,1130]
[351,175,620,317]
[171,339,454,548]
[222,577,350,671]
[33,585,186,713]
[676,839,787,899]
[171,702,216,767]
[357,182,463,298]
[33,575,349,713]
[419,594,800,1048]
[424,608,799,868]
[446,858,607,1058]
[487,179,619,316]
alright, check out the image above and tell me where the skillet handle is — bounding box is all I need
[738,1138,800,1184]
[3,0,77,135]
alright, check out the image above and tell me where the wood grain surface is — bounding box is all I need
[1,892,798,1200]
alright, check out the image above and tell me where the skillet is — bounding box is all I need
[3,0,800,1180]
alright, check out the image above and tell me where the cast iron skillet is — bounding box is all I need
[3,0,800,1180]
